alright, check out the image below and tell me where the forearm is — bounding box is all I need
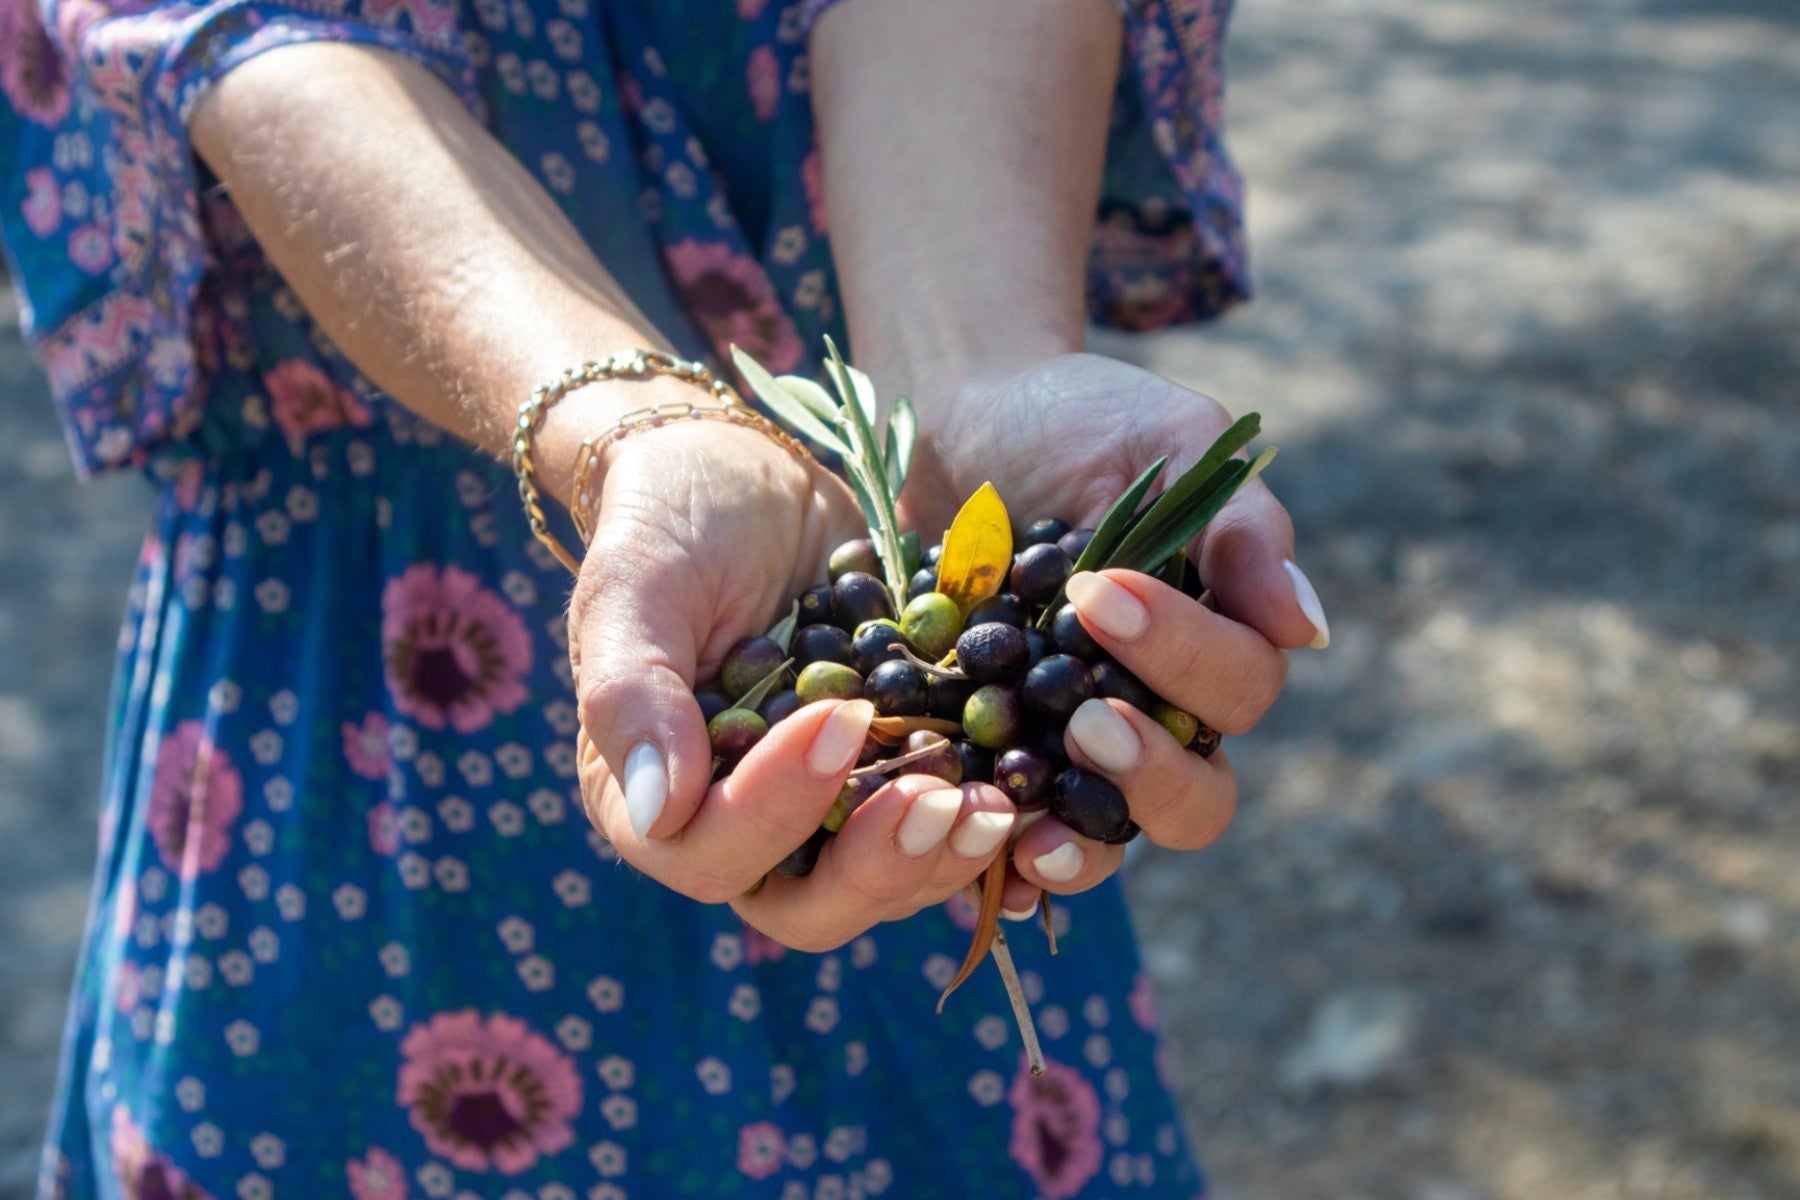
[190,42,670,507]
[809,0,1122,406]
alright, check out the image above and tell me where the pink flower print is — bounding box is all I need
[147,720,244,880]
[747,46,780,121]
[21,168,60,237]
[742,924,788,965]
[663,239,803,372]
[800,148,826,234]
[0,2,71,127]
[343,713,393,781]
[1007,1055,1104,1199]
[367,802,401,856]
[381,564,532,733]
[396,1010,583,1173]
[110,1108,216,1199]
[734,0,767,17]
[736,1120,786,1180]
[347,1146,409,1200]
[69,223,114,275]
[1128,970,1160,1032]
[265,358,372,443]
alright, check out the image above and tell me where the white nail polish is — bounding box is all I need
[1068,700,1141,774]
[897,789,962,857]
[1284,560,1331,650]
[1033,842,1085,883]
[1002,900,1039,922]
[623,741,668,839]
[949,810,1014,859]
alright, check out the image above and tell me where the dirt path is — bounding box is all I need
[2,0,1796,1197]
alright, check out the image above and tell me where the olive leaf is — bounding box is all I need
[727,657,794,714]
[821,336,912,605]
[1033,455,1167,627]
[765,600,801,653]
[731,347,847,455]
[773,373,839,423]
[1105,414,1263,569]
[884,394,917,499]
[1108,446,1277,574]
[935,483,1014,617]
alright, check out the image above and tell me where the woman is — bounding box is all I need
[2,0,1328,1194]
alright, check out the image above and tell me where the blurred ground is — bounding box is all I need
[2,0,1796,1197]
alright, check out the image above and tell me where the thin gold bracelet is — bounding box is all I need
[512,349,813,576]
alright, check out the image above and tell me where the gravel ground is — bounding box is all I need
[2,0,1796,1197]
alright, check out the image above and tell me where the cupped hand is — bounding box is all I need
[568,418,1015,951]
[898,353,1329,911]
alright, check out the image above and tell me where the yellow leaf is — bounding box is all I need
[936,482,1013,617]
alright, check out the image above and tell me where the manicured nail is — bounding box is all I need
[1033,841,1085,883]
[806,700,875,777]
[623,741,667,839]
[1002,899,1039,922]
[897,789,963,857]
[1283,560,1331,649]
[1065,572,1149,641]
[1068,700,1141,774]
[949,810,1014,859]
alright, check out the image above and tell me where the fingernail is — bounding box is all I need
[1065,572,1149,641]
[1033,841,1085,883]
[897,788,963,857]
[949,810,1014,859]
[1002,899,1039,922]
[1068,699,1141,774]
[1283,560,1331,650]
[806,700,875,777]
[623,741,668,839]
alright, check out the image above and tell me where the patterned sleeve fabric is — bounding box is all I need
[0,0,474,478]
[800,0,1251,330]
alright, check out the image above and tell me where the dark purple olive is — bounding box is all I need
[1023,627,1052,669]
[901,730,962,784]
[1050,768,1132,842]
[1031,722,1072,770]
[1023,654,1095,721]
[829,538,882,582]
[928,673,977,722]
[955,623,1029,684]
[759,689,802,726]
[864,660,929,717]
[954,740,994,785]
[1103,819,1142,845]
[994,747,1054,811]
[798,584,835,625]
[708,707,767,765]
[852,619,911,676]
[923,542,944,568]
[1009,543,1073,607]
[1050,603,1102,661]
[966,593,1027,629]
[720,636,787,702]
[1193,724,1222,758]
[832,571,894,631]
[695,688,733,724]
[773,827,830,876]
[1022,517,1072,547]
[907,567,940,601]
[857,737,885,767]
[1092,660,1156,714]
[963,685,1024,750]
[792,623,854,669]
[1058,528,1096,562]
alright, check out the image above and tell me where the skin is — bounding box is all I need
[188,1,1321,950]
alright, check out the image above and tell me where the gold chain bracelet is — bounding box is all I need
[512,349,813,575]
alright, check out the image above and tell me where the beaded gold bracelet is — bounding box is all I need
[512,349,813,575]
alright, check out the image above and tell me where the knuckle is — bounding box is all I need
[1210,653,1286,736]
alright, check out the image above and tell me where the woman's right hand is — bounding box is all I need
[568,415,1018,951]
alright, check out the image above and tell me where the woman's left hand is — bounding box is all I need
[895,352,1331,911]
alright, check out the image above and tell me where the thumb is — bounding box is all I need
[1197,477,1330,651]
[570,513,716,843]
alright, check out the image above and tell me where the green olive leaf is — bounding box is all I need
[1034,454,1168,628]
[1110,445,1277,574]
[773,373,839,423]
[1105,414,1264,570]
[731,346,848,454]
[765,599,801,653]
[729,657,795,714]
[884,394,916,499]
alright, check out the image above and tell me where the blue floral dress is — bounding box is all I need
[1,0,1250,1194]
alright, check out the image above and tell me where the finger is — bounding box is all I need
[609,699,875,904]
[1064,698,1236,851]
[1195,475,1329,650]
[1064,569,1288,736]
[1010,816,1126,896]
[572,514,715,843]
[733,775,1008,952]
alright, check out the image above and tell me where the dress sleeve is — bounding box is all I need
[0,0,475,476]
[795,0,1250,333]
